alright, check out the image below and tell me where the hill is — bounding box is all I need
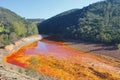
[0,7,38,47]
[27,18,44,24]
[38,0,120,45]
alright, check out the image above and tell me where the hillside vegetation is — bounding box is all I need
[27,18,44,24]
[38,0,120,45]
[0,7,38,47]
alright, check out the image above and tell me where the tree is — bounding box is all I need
[12,22,27,37]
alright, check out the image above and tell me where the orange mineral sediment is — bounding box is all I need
[5,39,120,80]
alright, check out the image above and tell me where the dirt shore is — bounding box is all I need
[65,40,120,62]
[5,35,42,53]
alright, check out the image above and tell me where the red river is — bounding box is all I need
[5,39,120,80]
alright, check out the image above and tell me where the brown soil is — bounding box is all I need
[65,40,120,61]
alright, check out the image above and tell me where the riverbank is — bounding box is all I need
[65,39,120,63]
[0,35,58,80]
[5,35,42,53]
[45,35,120,61]
[43,35,120,63]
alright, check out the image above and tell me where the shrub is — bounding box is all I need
[117,44,120,50]
[18,68,23,74]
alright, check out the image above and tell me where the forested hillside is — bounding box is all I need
[27,18,44,24]
[38,0,120,45]
[0,7,38,47]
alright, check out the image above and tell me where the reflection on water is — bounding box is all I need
[37,41,48,52]
[24,41,72,59]
[25,41,49,55]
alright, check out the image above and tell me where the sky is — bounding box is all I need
[0,0,102,19]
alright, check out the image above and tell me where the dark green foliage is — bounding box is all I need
[0,7,38,47]
[38,0,120,44]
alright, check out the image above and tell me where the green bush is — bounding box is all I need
[117,44,120,50]
[18,68,23,74]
